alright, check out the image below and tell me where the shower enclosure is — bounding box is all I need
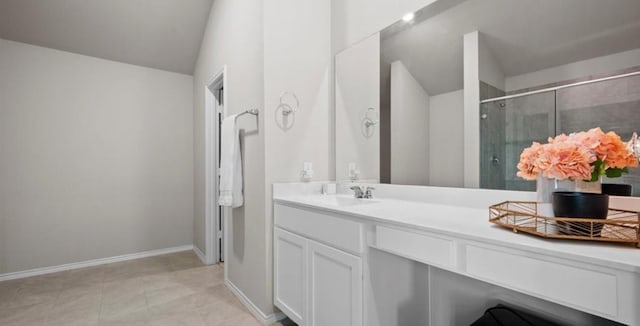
[480,72,640,196]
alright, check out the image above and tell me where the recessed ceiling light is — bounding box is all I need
[402,12,415,22]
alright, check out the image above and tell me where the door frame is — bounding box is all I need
[204,65,227,265]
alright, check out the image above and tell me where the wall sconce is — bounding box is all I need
[278,91,299,116]
[361,107,378,138]
[275,91,300,131]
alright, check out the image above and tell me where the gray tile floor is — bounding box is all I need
[0,251,296,326]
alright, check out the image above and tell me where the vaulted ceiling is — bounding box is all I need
[0,0,213,74]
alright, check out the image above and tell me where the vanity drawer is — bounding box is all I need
[465,245,618,318]
[274,204,364,255]
[375,226,455,269]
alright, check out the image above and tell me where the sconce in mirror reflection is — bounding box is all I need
[361,107,379,138]
[275,91,299,131]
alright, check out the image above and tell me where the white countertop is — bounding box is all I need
[274,193,640,273]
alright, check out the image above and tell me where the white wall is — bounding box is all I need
[193,0,331,318]
[192,0,268,315]
[264,0,332,184]
[506,48,640,92]
[390,61,430,185]
[264,0,332,315]
[478,32,505,90]
[335,33,381,182]
[331,0,438,53]
[463,31,480,188]
[429,89,464,187]
[0,39,194,275]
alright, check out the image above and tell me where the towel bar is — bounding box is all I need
[236,109,259,119]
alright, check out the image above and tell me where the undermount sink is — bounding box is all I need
[308,196,379,207]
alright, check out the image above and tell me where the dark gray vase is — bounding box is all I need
[602,183,632,196]
[552,192,609,237]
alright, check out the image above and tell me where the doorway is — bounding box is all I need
[204,66,227,265]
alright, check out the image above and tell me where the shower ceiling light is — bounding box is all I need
[402,12,415,22]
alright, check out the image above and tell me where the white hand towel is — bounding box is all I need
[219,114,244,208]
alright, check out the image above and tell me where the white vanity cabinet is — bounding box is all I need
[274,228,306,324]
[307,240,362,326]
[274,204,364,326]
[273,193,640,326]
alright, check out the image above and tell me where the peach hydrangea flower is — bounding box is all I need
[516,142,543,180]
[517,128,638,181]
[594,130,639,169]
[536,142,595,180]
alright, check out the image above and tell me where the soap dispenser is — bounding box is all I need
[348,162,360,181]
[302,162,314,182]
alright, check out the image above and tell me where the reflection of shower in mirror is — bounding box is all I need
[334,0,640,195]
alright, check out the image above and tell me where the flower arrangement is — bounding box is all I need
[517,128,638,182]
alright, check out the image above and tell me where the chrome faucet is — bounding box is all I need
[350,186,375,199]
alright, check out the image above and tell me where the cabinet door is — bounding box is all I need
[274,228,306,325]
[308,240,362,326]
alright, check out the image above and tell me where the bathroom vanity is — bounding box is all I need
[308,0,640,324]
[273,183,640,326]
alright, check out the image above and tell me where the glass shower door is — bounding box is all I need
[480,91,556,190]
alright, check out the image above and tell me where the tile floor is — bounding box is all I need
[0,251,296,326]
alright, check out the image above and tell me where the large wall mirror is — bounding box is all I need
[335,0,640,195]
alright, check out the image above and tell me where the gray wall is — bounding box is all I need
[0,39,194,275]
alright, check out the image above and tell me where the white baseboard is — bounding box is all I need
[193,245,207,264]
[0,245,194,282]
[225,279,286,325]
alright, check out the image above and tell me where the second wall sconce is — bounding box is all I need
[361,107,378,138]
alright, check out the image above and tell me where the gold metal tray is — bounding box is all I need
[489,201,640,248]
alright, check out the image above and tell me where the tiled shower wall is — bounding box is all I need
[504,92,555,191]
[557,74,640,196]
[479,81,506,189]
